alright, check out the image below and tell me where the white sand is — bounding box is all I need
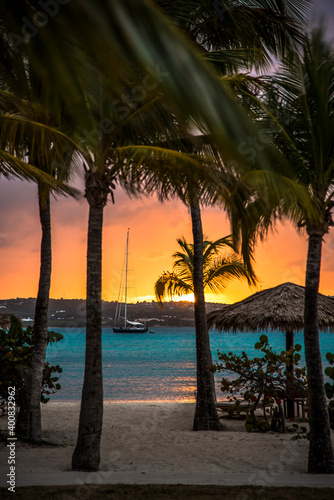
[1,402,334,488]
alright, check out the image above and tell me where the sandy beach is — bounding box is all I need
[1,402,334,489]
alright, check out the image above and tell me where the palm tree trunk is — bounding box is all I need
[190,197,220,431]
[72,203,104,471]
[304,233,334,473]
[17,183,51,441]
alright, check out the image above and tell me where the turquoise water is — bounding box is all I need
[45,327,334,403]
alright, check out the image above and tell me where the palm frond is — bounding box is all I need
[0,148,76,196]
[225,167,315,270]
[248,26,334,235]
[172,238,195,281]
[154,271,193,304]
[155,0,311,67]
[202,235,235,264]
[0,114,81,186]
[154,234,254,303]
[204,254,256,292]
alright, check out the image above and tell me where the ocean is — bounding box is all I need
[46,327,334,403]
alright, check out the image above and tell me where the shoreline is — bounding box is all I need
[1,402,334,488]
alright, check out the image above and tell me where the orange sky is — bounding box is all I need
[2,2,334,305]
[1,175,334,304]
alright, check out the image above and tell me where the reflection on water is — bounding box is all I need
[46,327,334,403]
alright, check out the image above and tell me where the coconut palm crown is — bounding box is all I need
[155,235,254,303]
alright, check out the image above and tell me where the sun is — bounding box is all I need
[173,294,195,303]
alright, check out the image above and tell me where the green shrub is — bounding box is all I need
[212,335,308,432]
[213,335,307,410]
[0,315,63,406]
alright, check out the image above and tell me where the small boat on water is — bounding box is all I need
[113,228,148,334]
[113,322,148,334]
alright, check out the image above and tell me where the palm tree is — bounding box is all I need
[155,234,254,429]
[0,32,81,441]
[71,81,223,469]
[16,147,77,442]
[155,235,253,302]
[232,27,334,473]
[275,28,334,474]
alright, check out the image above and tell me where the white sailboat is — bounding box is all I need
[113,229,148,333]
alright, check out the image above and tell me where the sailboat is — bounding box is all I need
[113,229,148,333]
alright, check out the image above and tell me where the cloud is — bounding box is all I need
[313,0,334,39]
[0,178,39,248]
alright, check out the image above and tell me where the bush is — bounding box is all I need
[0,315,63,407]
[212,334,308,431]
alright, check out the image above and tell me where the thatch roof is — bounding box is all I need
[207,282,334,333]
[0,313,11,331]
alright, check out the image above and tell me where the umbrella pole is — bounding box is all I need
[286,328,294,419]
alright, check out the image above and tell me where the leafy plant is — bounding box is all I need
[212,334,308,431]
[0,315,63,406]
[287,422,309,441]
[245,411,271,433]
[324,352,334,430]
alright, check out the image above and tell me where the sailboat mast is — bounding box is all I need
[124,228,130,328]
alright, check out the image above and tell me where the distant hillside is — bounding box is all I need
[0,298,222,328]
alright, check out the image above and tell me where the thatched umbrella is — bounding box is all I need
[207,282,334,417]
[0,313,11,330]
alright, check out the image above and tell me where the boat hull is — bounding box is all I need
[112,326,148,334]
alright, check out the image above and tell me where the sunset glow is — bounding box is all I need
[1,175,334,304]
